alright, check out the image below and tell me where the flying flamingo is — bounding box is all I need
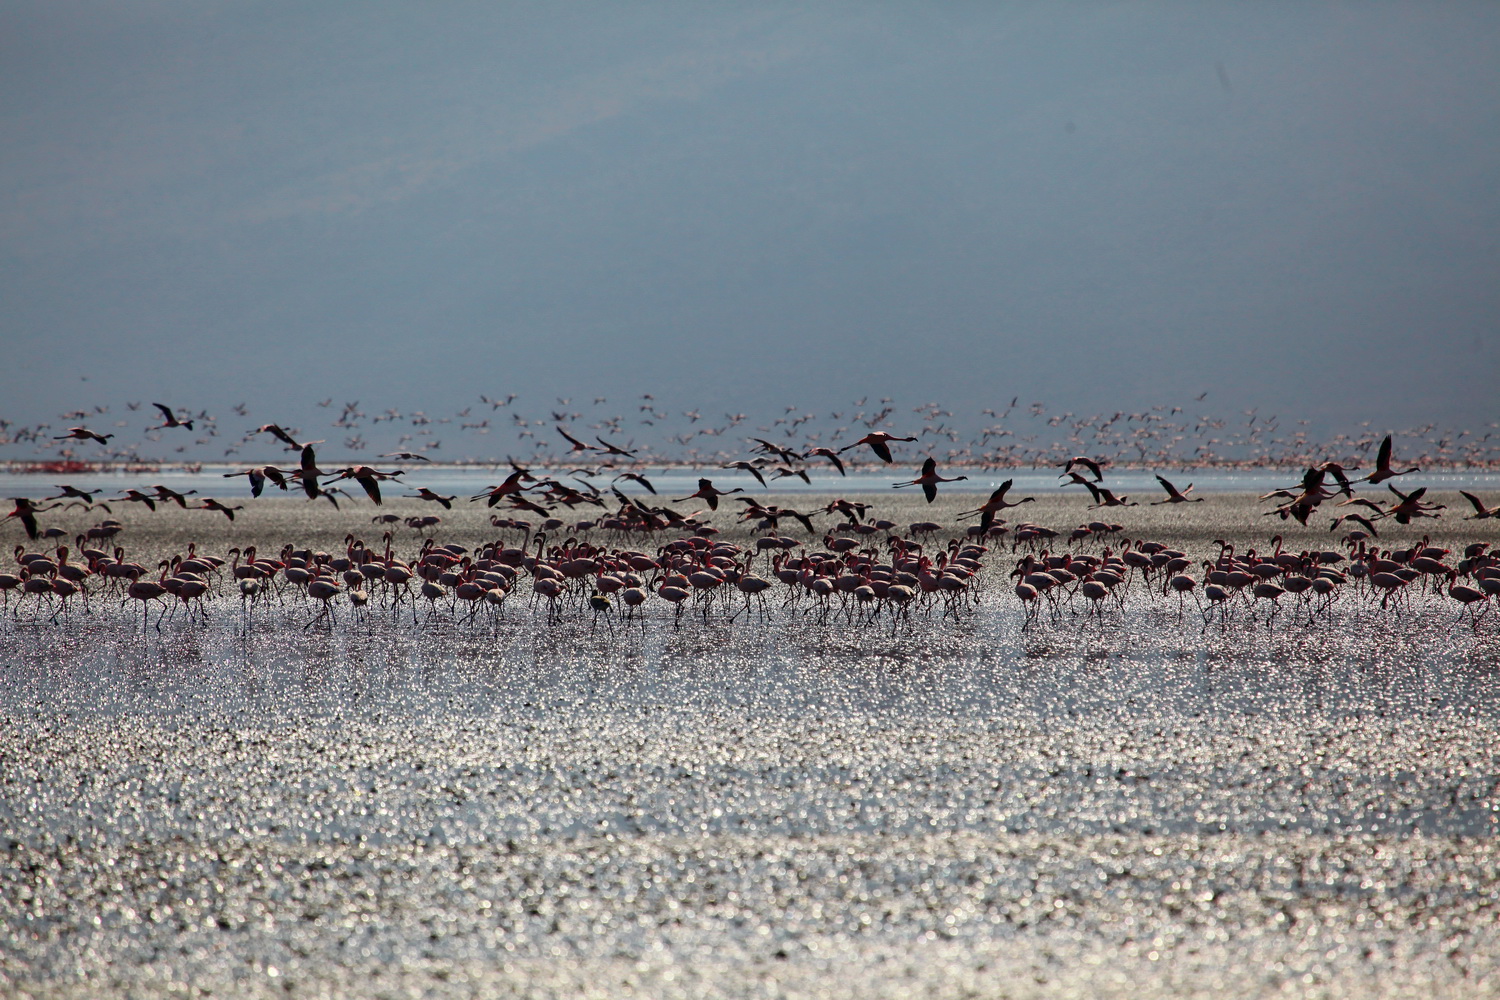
[4,498,51,540]
[805,447,847,476]
[1059,456,1105,481]
[331,466,404,504]
[612,472,658,494]
[222,466,290,497]
[892,458,968,503]
[721,461,768,487]
[151,485,197,508]
[54,427,113,445]
[957,481,1034,533]
[471,469,535,507]
[838,431,917,464]
[194,498,244,520]
[254,423,319,451]
[1360,435,1420,484]
[594,435,636,457]
[149,402,194,431]
[1151,475,1205,504]
[1458,492,1498,519]
[674,479,743,511]
[1083,482,1138,508]
[556,426,597,453]
[405,487,457,509]
[1382,484,1444,525]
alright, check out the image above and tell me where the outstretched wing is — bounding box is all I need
[355,475,382,505]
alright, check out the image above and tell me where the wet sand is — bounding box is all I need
[3,495,1499,998]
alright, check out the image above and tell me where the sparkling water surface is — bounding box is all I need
[3,493,1499,998]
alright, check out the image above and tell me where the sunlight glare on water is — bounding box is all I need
[2,495,1499,998]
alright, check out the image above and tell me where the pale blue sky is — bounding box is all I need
[3,2,1497,455]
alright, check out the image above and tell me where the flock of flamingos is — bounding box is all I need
[4,414,1499,631]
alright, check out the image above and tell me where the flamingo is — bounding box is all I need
[1360,435,1420,484]
[1458,491,1498,519]
[1383,484,1445,525]
[805,447,847,476]
[957,480,1035,532]
[838,431,917,464]
[126,562,171,629]
[721,461,768,487]
[1151,475,1205,504]
[471,469,535,507]
[673,479,743,511]
[222,466,290,497]
[1083,483,1137,509]
[53,427,112,445]
[594,436,635,458]
[194,498,244,521]
[331,466,404,504]
[892,458,968,503]
[1059,456,1105,482]
[4,498,50,540]
[612,472,658,495]
[149,402,194,431]
[306,576,341,624]
[556,426,597,453]
[254,423,317,451]
[406,487,457,509]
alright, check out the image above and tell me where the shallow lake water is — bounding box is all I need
[3,493,1499,997]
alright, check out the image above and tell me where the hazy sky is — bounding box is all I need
[4,2,1498,443]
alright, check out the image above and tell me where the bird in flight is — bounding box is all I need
[4,498,52,540]
[612,472,658,495]
[594,436,636,458]
[1150,475,1205,505]
[255,424,318,451]
[722,461,769,487]
[1458,491,1498,519]
[674,478,744,510]
[1083,482,1137,508]
[1359,435,1420,485]
[150,403,194,431]
[1060,456,1105,482]
[892,457,968,503]
[805,447,847,476]
[330,466,404,505]
[557,426,597,453]
[194,498,244,520]
[957,480,1035,532]
[54,427,113,445]
[406,487,457,509]
[838,431,917,464]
